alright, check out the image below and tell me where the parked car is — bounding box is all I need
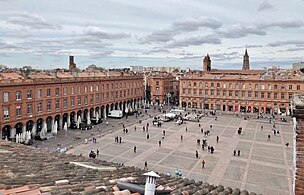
[80,123,93,130]
[175,120,183,125]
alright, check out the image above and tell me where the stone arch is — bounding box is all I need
[15,122,23,135]
[115,102,119,110]
[101,105,105,118]
[36,118,44,133]
[90,108,94,119]
[26,120,34,132]
[62,113,68,129]
[46,116,53,133]
[70,111,76,125]
[54,115,60,131]
[83,109,88,121]
[2,125,11,140]
[110,103,114,111]
[106,104,109,116]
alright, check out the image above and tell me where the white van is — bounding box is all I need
[108,110,123,118]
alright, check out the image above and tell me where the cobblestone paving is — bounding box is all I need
[37,110,293,195]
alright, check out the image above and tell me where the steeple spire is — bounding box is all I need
[242,48,249,70]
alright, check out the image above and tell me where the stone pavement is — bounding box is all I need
[38,111,294,195]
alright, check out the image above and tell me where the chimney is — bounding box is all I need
[143,171,160,195]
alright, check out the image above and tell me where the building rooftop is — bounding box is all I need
[0,141,259,195]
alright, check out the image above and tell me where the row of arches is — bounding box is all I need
[2,98,143,140]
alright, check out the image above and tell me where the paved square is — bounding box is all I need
[64,112,293,195]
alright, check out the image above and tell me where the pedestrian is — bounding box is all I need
[261,125,263,130]
[233,150,236,156]
[195,150,199,158]
[216,136,219,143]
[123,128,126,133]
[273,130,276,135]
[106,121,109,126]
[186,126,187,132]
[208,146,210,152]
[211,146,214,154]
[199,124,201,128]
[267,134,271,141]
[286,143,289,147]
[163,130,166,136]
[147,123,149,127]
[146,126,149,131]
[181,135,183,141]
[159,140,161,147]
[201,160,205,168]
[126,129,128,134]
[147,134,150,139]
[143,126,145,132]
[144,161,148,170]
[277,130,280,134]
[122,124,125,128]
[96,149,99,155]
[85,139,88,144]
[202,144,205,150]
[237,150,240,156]
[134,146,137,153]
[119,137,122,143]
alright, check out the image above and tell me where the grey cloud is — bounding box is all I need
[166,35,221,48]
[84,26,130,39]
[211,52,240,61]
[0,39,22,50]
[141,17,222,43]
[7,11,61,30]
[267,40,304,47]
[228,44,263,49]
[257,0,274,11]
[218,25,266,38]
[259,20,304,29]
[277,47,304,52]
[142,47,170,54]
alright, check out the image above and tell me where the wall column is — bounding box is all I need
[22,125,26,133]
[10,128,16,139]
[67,114,71,127]
[59,117,62,130]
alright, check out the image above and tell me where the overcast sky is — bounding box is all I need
[0,0,303,70]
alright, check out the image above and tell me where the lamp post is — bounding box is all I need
[204,95,207,115]
[166,93,171,110]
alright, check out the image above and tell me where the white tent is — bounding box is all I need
[67,117,71,128]
[16,134,19,143]
[278,107,281,115]
[95,112,99,122]
[52,121,58,135]
[40,122,47,139]
[125,106,129,114]
[87,112,91,125]
[63,122,68,131]
[163,113,176,118]
[77,116,81,129]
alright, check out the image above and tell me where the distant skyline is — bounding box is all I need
[0,0,303,70]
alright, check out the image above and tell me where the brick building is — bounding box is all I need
[0,57,144,140]
[180,50,304,115]
[146,72,179,107]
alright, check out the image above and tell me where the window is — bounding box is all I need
[288,85,292,90]
[289,93,293,99]
[78,97,81,105]
[55,88,59,96]
[3,92,9,102]
[111,83,114,89]
[63,99,67,108]
[37,89,42,98]
[27,90,32,99]
[63,87,67,95]
[297,85,301,90]
[55,99,60,109]
[229,91,232,97]
[267,93,271,99]
[27,104,32,114]
[16,105,21,117]
[281,85,285,90]
[3,107,9,118]
[274,85,278,90]
[261,84,265,90]
[71,98,75,107]
[47,89,51,97]
[101,84,104,90]
[228,83,232,88]
[47,100,51,111]
[241,91,245,97]
[96,85,99,91]
[16,91,21,100]
[216,90,220,96]
[182,89,186,94]
[156,81,159,85]
[261,92,264,99]
[199,82,203,87]
[90,85,93,92]
[255,92,259,98]
[274,93,278,99]
[281,93,285,100]
[223,83,226,88]
[194,82,197,87]
[106,84,109,90]
[248,91,252,98]
[235,83,239,89]
[255,84,258,89]
[193,89,197,95]
[188,82,191,87]
[205,90,208,96]
[37,102,42,112]
[211,82,214,87]
[78,86,81,94]
[96,94,99,102]
[235,91,239,97]
[156,87,159,93]
[84,86,87,93]
[84,96,87,105]
[268,84,271,90]
[248,83,251,89]
[188,89,191,95]
[216,83,220,88]
[242,83,245,89]
[205,82,208,87]
[101,94,104,101]
[71,87,74,94]
[223,90,226,97]
[90,95,93,104]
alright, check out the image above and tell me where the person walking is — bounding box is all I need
[181,135,183,141]
[261,125,263,130]
[134,126,136,131]
[119,137,122,143]
[106,121,109,126]
[158,140,161,147]
[201,160,205,169]
[96,149,99,155]
[267,134,271,141]
[195,150,199,158]
[237,150,240,156]
[186,126,187,132]
[233,150,236,156]
[216,136,219,143]
[144,161,148,170]
[134,146,137,153]
[147,134,150,139]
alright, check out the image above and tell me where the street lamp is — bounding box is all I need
[166,93,171,110]
[204,95,207,115]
